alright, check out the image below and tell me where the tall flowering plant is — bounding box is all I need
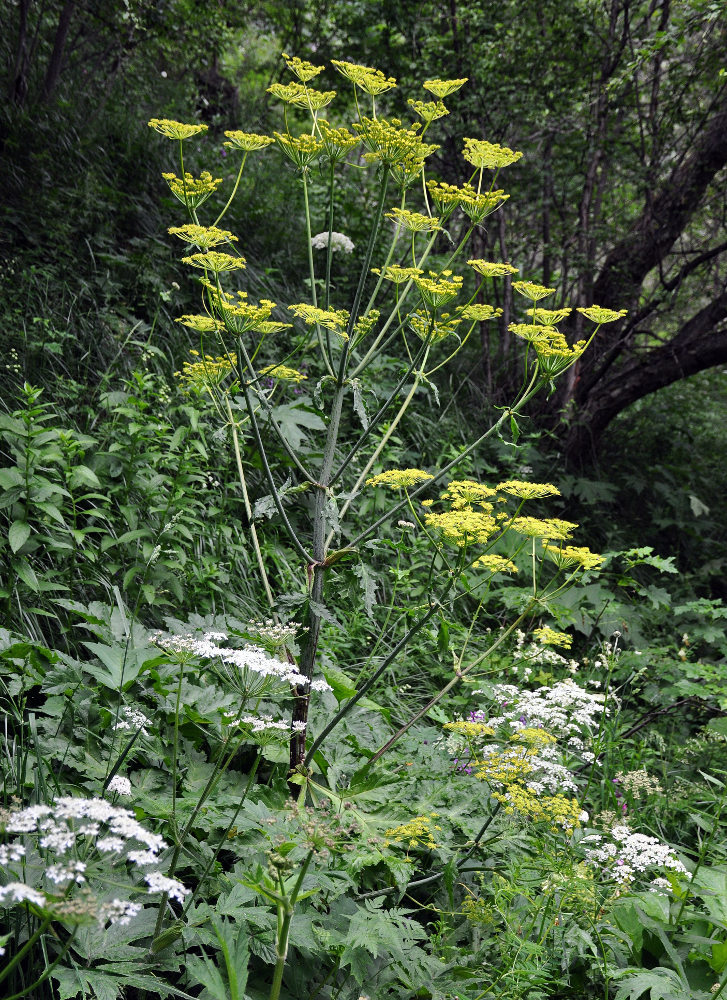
[148,56,625,786]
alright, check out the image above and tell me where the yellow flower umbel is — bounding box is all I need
[316,121,360,163]
[467,260,519,278]
[223,131,274,152]
[443,720,495,738]
[168,224,237,250]
[181,251,246,273]
[366,468,433,489]
[424,508,499,546]
[512,280,556,302]
[356,69,397,96]
[330,59,376,84]
[375,264,423,285]
[463,138,523,170]
[533,626,573,649]
[259,364,307,383]
[473,554,518,575]
[525,307,573,324]
[175,314,224,334]
[273,132,326,170]
[408,98,449,124]
[413,271,463,309]
[440,479,497,509]
[162,171,222,210]
[386,207,441,232]
[288,303,350,339]
[409,310,462,342]
[385,814,440,850]
[496,480,561,499]
[282,53,325,82]
[175,350,237,392]
[149,118,208,140]
[577,306,628,324]
[542,542,604,571]
[423,77,468,98]
[458,304,503,323]
[353,117,431,166]
[206,287,276,335]
[511,517,578,541]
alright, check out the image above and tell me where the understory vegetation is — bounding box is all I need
[1,6,726,1000]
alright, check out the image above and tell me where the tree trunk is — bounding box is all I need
[40,1,76,103]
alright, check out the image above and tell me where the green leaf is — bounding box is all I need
[9,520,31,553]
[70,464,102,489]
[13,559,39,591]
[612,966,693,1000]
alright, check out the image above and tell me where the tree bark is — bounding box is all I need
[564,292,727,465]
[40,0,76,103]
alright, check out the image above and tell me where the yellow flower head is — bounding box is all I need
[149,119,208,140]
[413,270,463,309]
[269,83,336,111]
[513,281,556,302]
[366,468,433,490]
[577,306,628,324]
[525,307,573,324]
[374,264,423,284]
[223,131,274,152]
[511,517,578,541]
[353,117,428,166]
[424,509,498,546]
[473,554,518,575]
[181,252,246,273]
[205,286,276,334]
[468,260,519,278]
[168,225,237,249]
[443,720,495,738]
[357,69,397,95]
[316,120,360,162]
[162,171,222,209]
[496,480,561,499]
[259,364,307,383]
[288,303,350,338]
[508,323,557,343]
[423,78,468,98]
[175,350,237,391]
[463,138,523,170]
[409,310,462,342]
[282,53,325,82]
[542,542,604,571]
[459,303,503,323]
[175,314,224,334]
[273,132,325,170]
[511,727,557,748]
[532,626,573,649]
[386,207,441,232]
[408,98,449,123]
[330,59,376,84]
[440,479,497,508]
[385,815,439,850]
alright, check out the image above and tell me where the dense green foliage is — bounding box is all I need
[0,3,726,999]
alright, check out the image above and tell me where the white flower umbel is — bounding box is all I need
[107,775,132,797]
[0,795,189,925]
[581,825,691,886]
[113,706,151,735]
[310,231,354,253]
[149,632,307,686]
[145,871,189,903]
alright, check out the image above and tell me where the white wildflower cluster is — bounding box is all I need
[310,231,355,253]
[107,775,132,797]
[511,629,580,679]
[0,795,187,925]
[615,769,662,799]
[580,825,691,889]
[144,870,189,904]
[148,630,330,692]
[247,619,301,648]
[113,706,151,735]
[227,714,307,733]
[483,679,608,758]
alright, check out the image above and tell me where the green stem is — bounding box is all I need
[225,395,275,609]
[212,152,247,227]
[0,915,52,987]
[302,171,335,378]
